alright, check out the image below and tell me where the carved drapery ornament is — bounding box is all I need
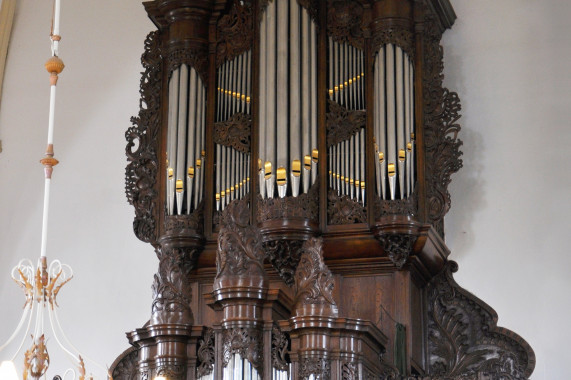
[327,0,365,49]
[422,15,463,236]
[125,31,162,244]
[427,262,535,379]
[167,47,208,84]
[264,239,305,286]
[151,246,200,325]
[216,0,253,66]
[293,237,338,317]
[222,327,264,371]
[213,113,252,153]
[326,100,366,147]
[299,357,331,380]
[328,189,366,225]
[257,182,319,222]
[197,329,215,378]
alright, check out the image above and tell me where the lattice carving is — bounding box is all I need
[151,246,201,325]
[167,47,208,84]
[422,15,463,236]
[272,325,290,371]
[126,31,162,244]
[257,182,319,222]
[223,327,264,371]
[327,0,365,49]
[326,100,366,147]
[293,237,338,317]
[299,357,331,380]
[372,27,415,60]
[264,239,305,286]
[327,189,366,225]
[427,262,535,379]
[197,329,215,378]
[217,0,253,66]
[214,113,251,153]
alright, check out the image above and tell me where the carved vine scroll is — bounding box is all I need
[126,31,162,245]
[197,329,215,378]
[214,113,251,153]
[326,100,366,148]
[427,262,535,379]
[422,14,463,236]
[271,325,290,371]
[216,0,253,67]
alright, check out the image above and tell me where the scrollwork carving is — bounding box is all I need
[264,239,304,286]
[217,0,253,66]
[372,27,415,60]
[223,327,264,371]
[327,0,365,49]
[272,325,290,371]
[427,262,535,379]
[151,246,201,325]
[342,361,357,380]
[167,47,208,84]
[214,113,251,153]
[126,31,162,245]
[377,234,417,269]
[257,182,319,222]
[299,357,331,380]
[197,329,215,378]
[422,15,463,236]
[110,347,139,380]
[327,189,366,225]
[293,237,338,317]
[326,100,366,148]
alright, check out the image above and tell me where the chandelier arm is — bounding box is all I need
[47,306,81,362]
[0,304,31,353]
[9,302,35,362]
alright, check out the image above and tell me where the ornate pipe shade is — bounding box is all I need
[116,0,536,379]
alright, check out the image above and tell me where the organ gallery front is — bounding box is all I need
[113,0,536,379]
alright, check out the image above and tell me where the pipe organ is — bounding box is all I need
[120,0,536,379]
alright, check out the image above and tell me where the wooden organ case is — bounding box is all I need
[115,0,536,379]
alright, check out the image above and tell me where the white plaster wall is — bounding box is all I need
[442,1,571,379]
[0,0,569,379]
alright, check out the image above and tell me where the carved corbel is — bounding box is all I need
[264,239,305,286]
[292,237,338,317]
[378,234,417,269]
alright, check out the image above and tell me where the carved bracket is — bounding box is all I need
[197,329,215,378]
[214,113,252,153]
[293,238,338,317]
[264,239,305,286]
[217,0,253,67]
[151,245,201,325]
[271,325,290,371]
[326,100,366,147]
[427,262,535,379]
[327,189,366,225]
[377,233,417,269]
[126,31,163,245]
[422,15,463,236]
[327,0,365,49]
[223,327,264,372]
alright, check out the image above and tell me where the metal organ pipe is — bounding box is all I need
[373,43,416,202]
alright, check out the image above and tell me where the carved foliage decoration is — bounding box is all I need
[216,199,266,285]
[422,15,463,236]
[197,329,215,378]
[371,27,415,60]
[223,327,264,371]
[264,239,305,286]
[375,189,418,218]
[164,201,204,234]
[110,347,139,380]
[300,357,331,380]
[167,47,208,84]
[257,182,319,222]
[217,0,253,66]
[293,238,338,317]
[151,246,201,325]
[155,364,186,380]
[214,113,251,153]
[326,100,366,147]
[327,0,365,49]
[378,234,417,269]
[126,31,162,244]
[341,361,357,380]
[271,325,290,371]
[427,262,535,379]
[328,189,366,225]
